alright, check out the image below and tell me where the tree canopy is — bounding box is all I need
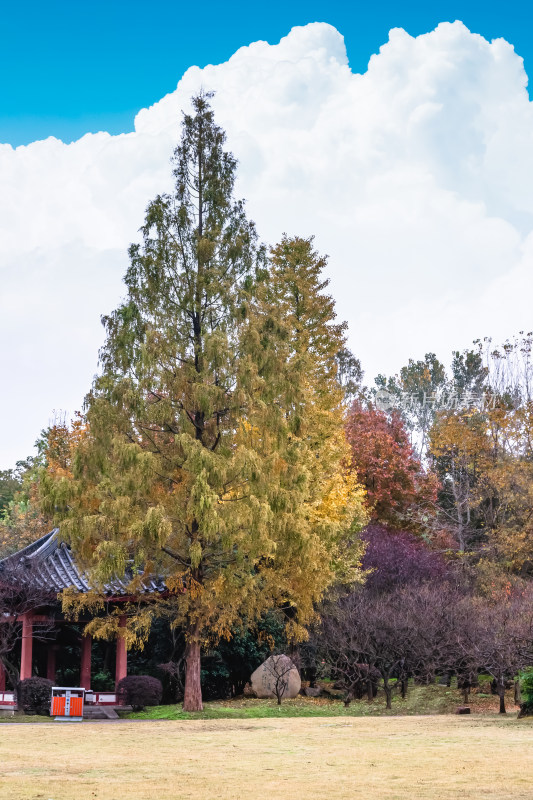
[40,93,366,711]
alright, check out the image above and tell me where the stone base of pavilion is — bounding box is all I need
[0,691,16,716]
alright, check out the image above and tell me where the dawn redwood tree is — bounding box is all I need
[264,235,367,590]
[41,94,365,711]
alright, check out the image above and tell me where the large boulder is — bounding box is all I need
[302,686,322,697]
[250,655,301,699]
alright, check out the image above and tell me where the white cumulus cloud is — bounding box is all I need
[1,21,533,466]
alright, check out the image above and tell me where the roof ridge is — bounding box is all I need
[26,528,61,562]
[0,528,167,596]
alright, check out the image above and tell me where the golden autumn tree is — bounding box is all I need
[264,235,367,589]
[478,400,533,575]
[478,336,533,573]
[0,422,79,557]
[0,474,50,558]
[40,95,366,711]
[429,407,492,551]
[429,403,533,569]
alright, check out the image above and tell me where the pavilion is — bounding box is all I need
[0,529,165,708]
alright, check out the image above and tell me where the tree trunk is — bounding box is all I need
[514,680,521,707]
[183,635,203,712]
[498,679,506,714]
[1,656,19,690]
[383,677,392,710]
[367,680,374,703]
[463,687,469,704]
[401,679,408,699]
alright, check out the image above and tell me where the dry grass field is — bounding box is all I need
[0,715,532,800]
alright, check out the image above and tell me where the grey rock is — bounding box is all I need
[250,655,301,700]
[302,686,322,697]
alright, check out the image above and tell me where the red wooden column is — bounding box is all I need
[0,660,6,691]
[115,615,127,691]
[46,646,57,683]
[20,612,33,680]
[80,635,92,690]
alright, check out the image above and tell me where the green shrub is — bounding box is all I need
[17,677,53,715]
[117,675,163,711]
[91,670,114,691]
[201,614,286,699]
[519,668,533,717]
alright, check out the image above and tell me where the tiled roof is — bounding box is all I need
[0,529,166,596]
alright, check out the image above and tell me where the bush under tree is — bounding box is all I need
[17,677,53,715]
[117,675,163,711]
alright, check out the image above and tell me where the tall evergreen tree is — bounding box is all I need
[266,235,366,541]
[41,96,365,711]
[261,235,367,599]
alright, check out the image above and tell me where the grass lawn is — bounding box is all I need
[123,681,514,720]
[0,714,532,799]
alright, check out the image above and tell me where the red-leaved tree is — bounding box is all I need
[345,403,437,528]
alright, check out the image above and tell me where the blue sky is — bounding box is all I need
[1,0,532,145]
[2,9,533,466]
